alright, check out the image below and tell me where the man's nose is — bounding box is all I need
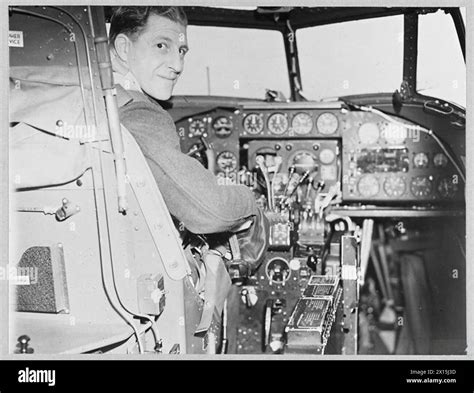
[168,49,184,75]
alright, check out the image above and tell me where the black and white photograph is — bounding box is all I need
[1,1,471,383]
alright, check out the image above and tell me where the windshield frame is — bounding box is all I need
[109,6,466,103]
[291,7,465,103]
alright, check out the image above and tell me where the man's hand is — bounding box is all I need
[234,208,270,275]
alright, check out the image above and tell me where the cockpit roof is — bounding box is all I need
[104,6,445,31]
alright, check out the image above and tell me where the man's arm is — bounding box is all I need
[119,100,258,234]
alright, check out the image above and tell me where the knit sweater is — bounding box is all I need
[116,85,258,234]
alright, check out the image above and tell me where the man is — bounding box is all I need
[109,6,268,270]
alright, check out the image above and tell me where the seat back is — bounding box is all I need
[9,6,206,355]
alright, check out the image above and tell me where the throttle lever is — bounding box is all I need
[256,155,273,210]
[283,166,296,195]
[305,177,314,201]
[288,170,310,198]
[200,136,216,173]
[263,299,274,352]
[200,135,211,150]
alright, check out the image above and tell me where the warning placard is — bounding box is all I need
[9,30,24,47]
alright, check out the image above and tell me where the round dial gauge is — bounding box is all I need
[316,112,339,135]
[433,153,448,168]
[212,116,233,138]
[216,151,237,172]
[319,148,336,165]
[410,176,433,197]
[268,113,289,135]
[291,151,318,174]
[243,113,264,134]
[357,174,380,197]
[291,112,313,135]
[413,152,429,168]
[189,119,206,137]
[437,176,458,198]
[358,122,380,144]
[383,176,406,197]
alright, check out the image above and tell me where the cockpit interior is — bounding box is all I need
[7,5,466,356]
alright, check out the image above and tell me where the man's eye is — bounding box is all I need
[156,43,168,49]
[179,48,188,56]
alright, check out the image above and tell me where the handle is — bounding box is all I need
[423,100,454,116]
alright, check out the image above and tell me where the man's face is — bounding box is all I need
[125,14,188,100]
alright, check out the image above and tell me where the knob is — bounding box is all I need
[16,335,34,354]
[271,269,284,282]
[315,180,325,192]
[241,288,251,307]
[154,339,163,354]
[228,260,252,285]
[307,254,318,272]
[240,287,258,308]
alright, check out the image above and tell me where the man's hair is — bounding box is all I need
[109,6,188,48]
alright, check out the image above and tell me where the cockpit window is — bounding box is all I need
[296,15,404,100]
[417,9,466,107]
[172,26,290,99]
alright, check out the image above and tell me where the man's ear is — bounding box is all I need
[114,33,131,63]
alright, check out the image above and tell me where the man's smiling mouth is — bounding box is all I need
[158,75,177,81]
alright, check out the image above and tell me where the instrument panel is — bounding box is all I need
[342,111,464,202]
[238,107,343,138]
[246,139,340,191]
[175,102,464,206]
[173,100,464,355]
